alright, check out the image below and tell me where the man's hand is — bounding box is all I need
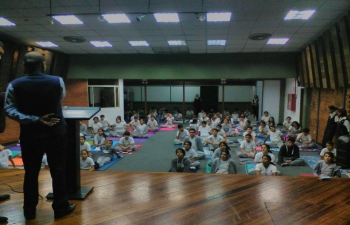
[38,113,60,126]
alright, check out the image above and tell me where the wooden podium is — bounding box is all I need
[46,106,100,200]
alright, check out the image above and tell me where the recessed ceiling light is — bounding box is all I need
[168,40,186,46]
[53,15,83,25]
[154,13,179,22]
[90,41,112,47]
[284,10,315,20]
[103,14,130,23]
[36,41,58,47]
[267,38,289,45]
[129,41,149,46]
[207,40,226,46]
[0,17,15,26]
[207,13,231,22]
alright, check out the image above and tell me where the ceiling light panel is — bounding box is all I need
[284,10,316,20]
[129,41,149,46]
[207,13,232,22]
[36,41,58,47]
[154,13,179,23]
[90,41,112,47]
[53,15,83,25]
[168,40,186,46]
[267,38,289,45]
[207,40,226,46]
[0,17,15,26]
[103,14,131,23]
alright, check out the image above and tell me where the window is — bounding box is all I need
[88,86,119,107]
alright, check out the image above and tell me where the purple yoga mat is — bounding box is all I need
[9,146,21,150]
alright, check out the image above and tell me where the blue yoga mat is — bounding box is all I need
[96,154,124,171]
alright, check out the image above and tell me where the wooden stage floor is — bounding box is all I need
[1,169,350,225]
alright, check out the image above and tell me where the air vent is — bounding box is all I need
[248,33,271,41]
[63,36,86,43]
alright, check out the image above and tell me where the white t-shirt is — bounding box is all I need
[90,122,102,133]
[268,130,282,142]
[296,133,312,143]
[320,148,337,157]
[80,157,95,170]
[136,124,148,134]
[254,152,275,163]
[283,121,292,128]
[100,119,109,130]
[147,120,158,127]
[198,126,211,137]
[255,163,277,175]
[261,115,269,123]
[184,148,197,160]
[177,129,189,141]
[240,140,256,153]
[80,142,91,151]
[259,126,269,134]
[119,137,135,146]
[243,131,256,137]
[207,135,224,143]
[0,149,11,168]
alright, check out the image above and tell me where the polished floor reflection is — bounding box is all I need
[1,169,350,224]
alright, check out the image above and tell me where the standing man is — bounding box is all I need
[322,105,338,147]
[5,52,75,220]
[251,95,259,118]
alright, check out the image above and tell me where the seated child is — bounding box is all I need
[236,116,245,134]
[94,128,107,147]
[216,124,232,144]
[222,118,234,137]
[231,111,239,122]
[278,137,305,166]
[147,115,159,132]
[243,109,251,119]
[288,121,301,138]
[115,131,137,152]
[90,116,102,136]
[174,110,183,121]
[95,140,123,168]
[282,116,292,133]
[257,121,269,137]
[238,134,256,158]
[0,144,15,169]
[211,114,221,127]
[212,142,232,163]
[255,155,277,176]
[250,113,258,125]
[160,113,175,128]
[261,111,269,124]
[264,125,283,148]
[205,128,224,151]
[206,119,215,130]
[132,118,148,138]
[188,119,199,132]
[109,116,127,137]
[198,109,205,119]
[198,121,211,144]
[313,152,341,177]
[80,150,95,171]
[100,115,110,131]
[185,107,194,119]
[183,128,205,158]
[210,149,237,174]
[243,126,257,143]
[295,128,315,148]
[199,113,209,123]
[183,141,200,169]
[174,124,189,144]
[128,117,140,131]
[223,108,230,118]
[320,141,336,160]
[247,144,276,175]
[267,116,276,127]
[80,136,91,157]
[80,120,88,136]
[170,148,190,172]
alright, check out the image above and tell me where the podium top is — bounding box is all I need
[62,106,101,120]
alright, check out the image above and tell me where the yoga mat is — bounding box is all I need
[132,138,149,143]
[120,144,142,155]
[147,131,157,134]
[245,163,255,175]
[9,146,21,150]
[108,137,120,141]
[96,154,124,171]
[206,160,212,174]
[300,148,320,152]
[159,127,176,131]
[237,152,255,164]
[89,140,119,151]
[8,157,23,166]
[301,156,320,170]
[10,150,21,158]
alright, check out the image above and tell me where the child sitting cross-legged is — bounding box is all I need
[115,131,137,153]
[313,152,341,178]
[238,134,256,159]
[0,144,15,169]
[174,124,189,144]
[170,148,191,172]
[210,149,237,174]
[94,128,107,148]
[132,118,148,138]
[80,150,95,171]
[95,140,123,169]
[295,128,315,148]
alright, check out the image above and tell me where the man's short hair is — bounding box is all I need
[124,131,130,136]
[245,134,252,138]
[302,128,310,133]
[288,137,295,143]
[178,124,183,129]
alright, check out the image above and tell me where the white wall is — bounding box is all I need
[283,78,301,123]
[262,80,281,123]
[88,79,125,125]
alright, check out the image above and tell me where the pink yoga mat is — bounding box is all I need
[160,127,176,131]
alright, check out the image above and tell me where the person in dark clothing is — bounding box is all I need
[322,105,338,147]
[278,137,305,167]
[193,94,202,116]
[335,108,349,142]
[5,52,75,220]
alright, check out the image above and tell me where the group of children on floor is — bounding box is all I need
[169,108,340,177]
